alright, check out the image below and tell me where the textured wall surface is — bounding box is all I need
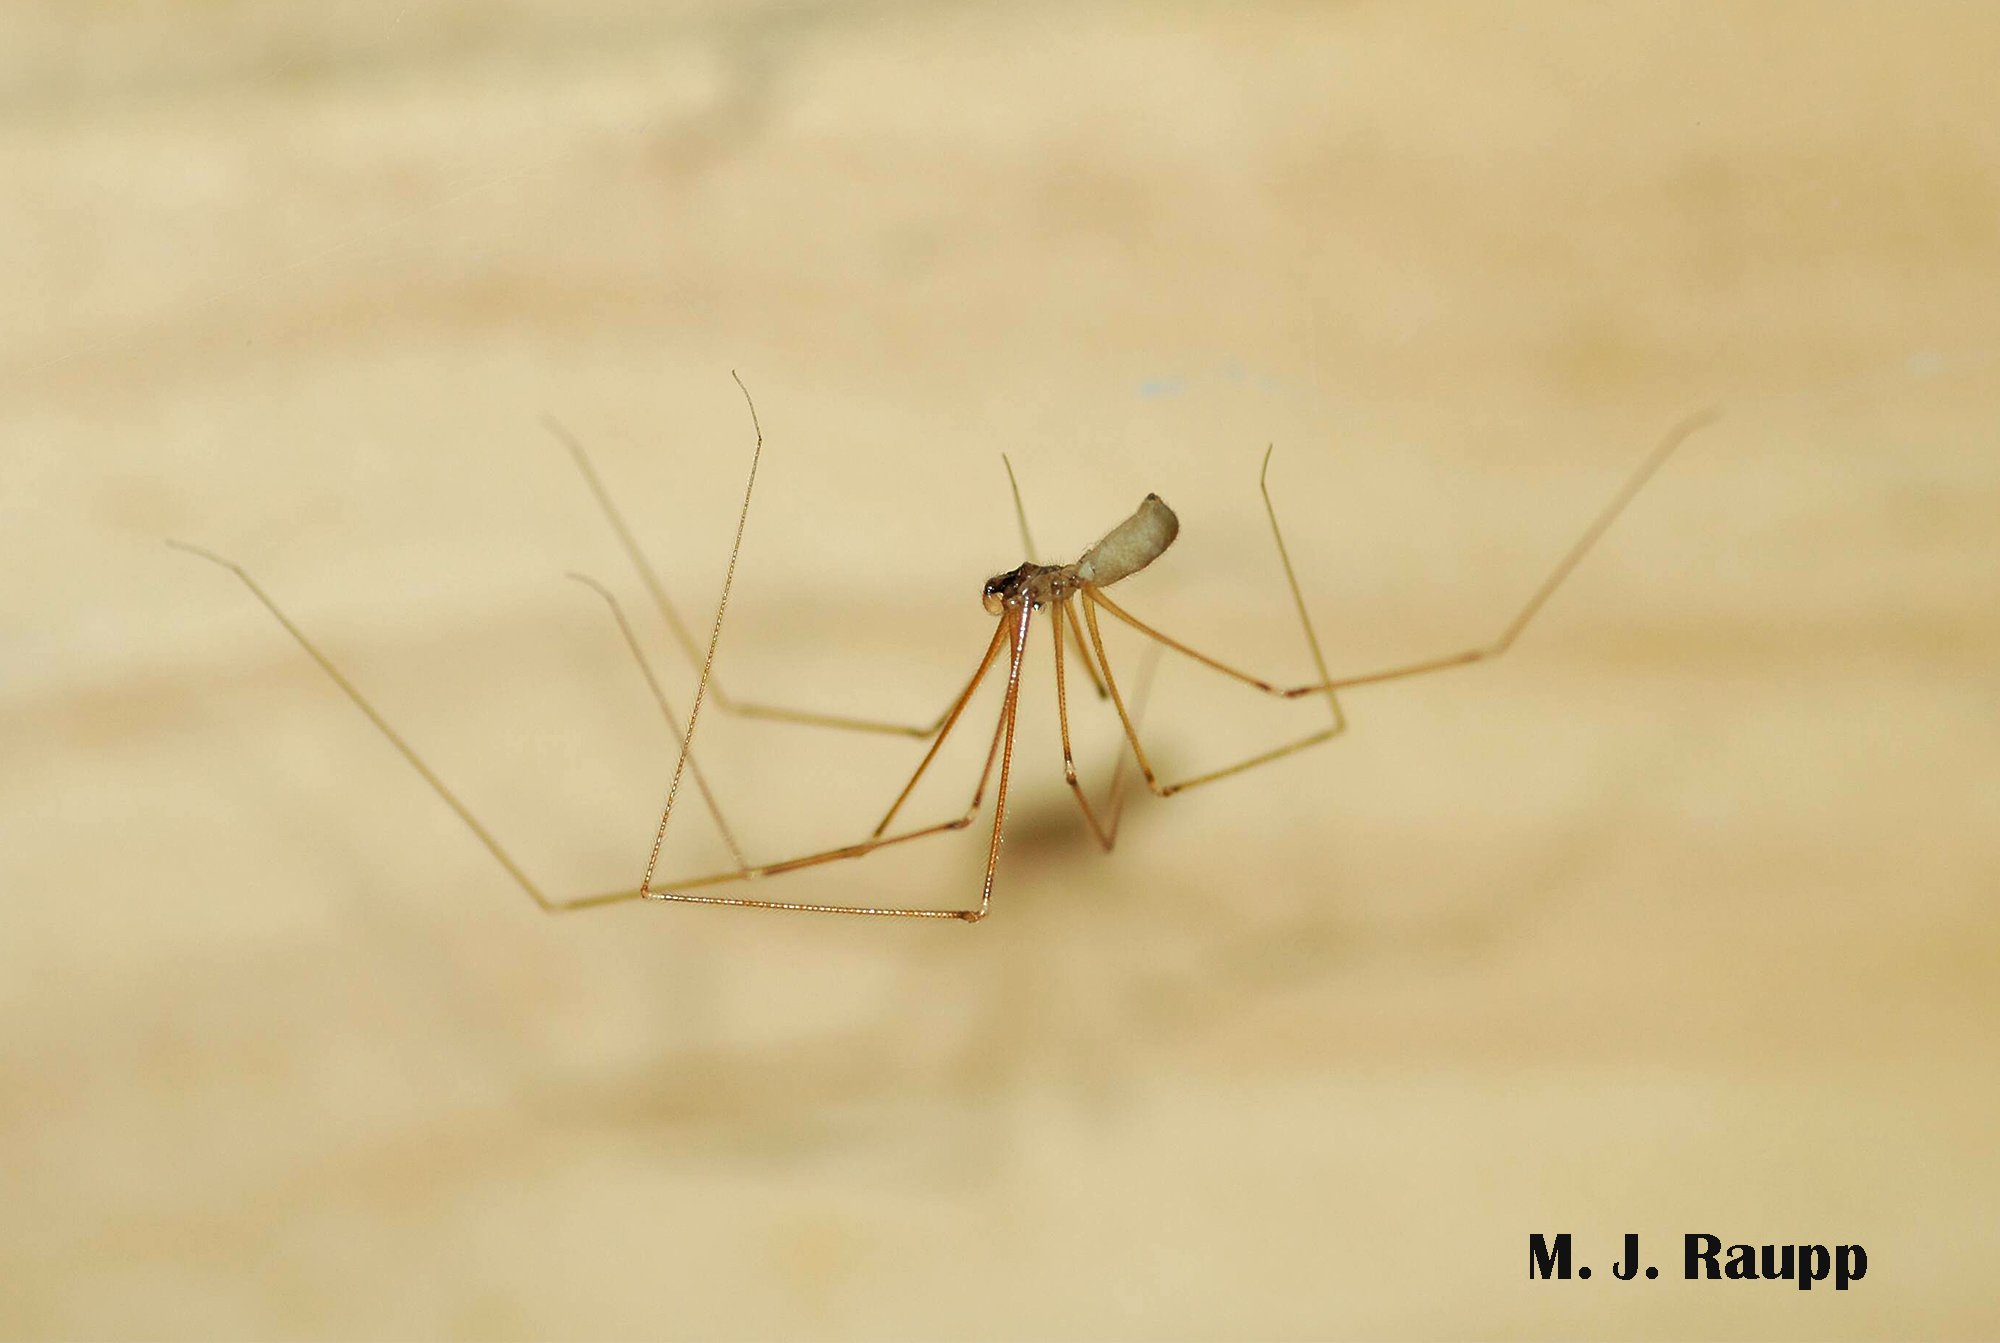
[4,3,1997,1338]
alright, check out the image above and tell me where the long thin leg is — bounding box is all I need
[1081,412,1714,793]
[559,695,1017,913]
[1002,453,1039,561]
[1092,411,1714,701]
[635,373,1030,917]
[640,599,1034,921]
[871,618,1009,837]
[164,376,772,916]
[1290,409,1718,694]
[1109,642,1163,818]
[172,531,1025,917]
[638,375,765,901]
[1061,594,1111,700]
[169,539,583,913]
[970,599,1033,920]
[548,414,949,739]
[172,381,1031,921]
[165,543,1021,917]
[1052,600,1124,848]
[565,571,746,869]
[1083,444,1345,796]
[1086,592,1343,798]
[176,533,1030,917]
[1087,445,1343,710]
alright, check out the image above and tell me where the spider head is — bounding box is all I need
[981,563,1032,616]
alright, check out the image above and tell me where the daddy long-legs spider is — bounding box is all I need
[174,379,1714,923]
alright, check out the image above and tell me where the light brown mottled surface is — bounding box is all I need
[4,3,1997,1339]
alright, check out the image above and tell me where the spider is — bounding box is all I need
[175,378,1713,922]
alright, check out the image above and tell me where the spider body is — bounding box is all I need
[985,493,1181,615]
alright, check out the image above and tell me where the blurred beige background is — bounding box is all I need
[3,2,1997,1339]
